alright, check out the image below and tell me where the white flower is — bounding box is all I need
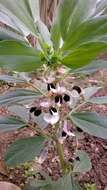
[71,89,80,98]
[56,84,66,94]
[69,90,80,108]
[43,113,59,125]
[55,95,63,107]
[47,83,66,94]
[63,120,75,137]
[43,107,59,125]
[47,83,56,93]
[58,120,75,144]
[65,86,81,108]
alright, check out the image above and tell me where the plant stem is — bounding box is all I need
[56,141,67,174]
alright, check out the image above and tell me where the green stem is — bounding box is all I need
[56,141,67,174]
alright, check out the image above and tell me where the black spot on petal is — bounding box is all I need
[55,96,60,103]
[50,83,56,89]
[60,96,63,104]
[63,94,70,102]
[47,84,50,91]
[47,83,56,91]
[34,109,42,116]
[72,86,81,94]
[62,131,67,137]
[49,107,57,115]
[55,95,63,104]
[30,107,37,113]
[76,127,83,132]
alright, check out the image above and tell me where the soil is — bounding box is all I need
[0,72,107,190]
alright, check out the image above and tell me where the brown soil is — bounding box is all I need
[0,73,107,190]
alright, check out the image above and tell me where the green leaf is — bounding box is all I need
[0,116,26,132]
[0,26,25,41]
[73,150,92,173]
[25,178,51,190]
[74,59,107,74]
[5,136,45,166]
[52,175,82,190]
[0,89,42,106]
[33,113,48,129]
[51,0,99,48]
[25,175,82,190]
[0,75,26,83]
[0,8,25,34]
[64,0,98,42]
[51,21,61,50]
[83,86,101,100]
[36,20,52,46]
[70,112,107,139]
[8,105,29,122]
[24,0,40,21]
[53,0,98,43]
[87,96,107,104]
[62,42,107,69]
[63,16,107,50]
[84,183,96,190]
[57,0,77,40]
[0,40,42,72]
[0,0,37,35]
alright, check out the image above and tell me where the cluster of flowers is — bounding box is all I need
[30,82,83,164]
[29,82,82,139]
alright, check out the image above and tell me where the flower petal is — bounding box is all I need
[43,113,51,123]
[67,96,76,108]
[56,84,66,94]
[63,120,68,132]
[40,101,50,108]
[63,120,75,137]
[71,90,80,98]
[66,90,80,108]
[66,131,75,137]
[43,113,59,125]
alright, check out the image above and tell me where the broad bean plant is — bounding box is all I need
[0,0,107,189]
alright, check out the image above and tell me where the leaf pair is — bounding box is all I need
[0,41,43,72]
[0,88,42,106]
[25,174,82,190]
[0,0,39,36]
[51,0,107,69]
[0,88,42,132]
[70,112,107,139]
[5,136,45,167]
